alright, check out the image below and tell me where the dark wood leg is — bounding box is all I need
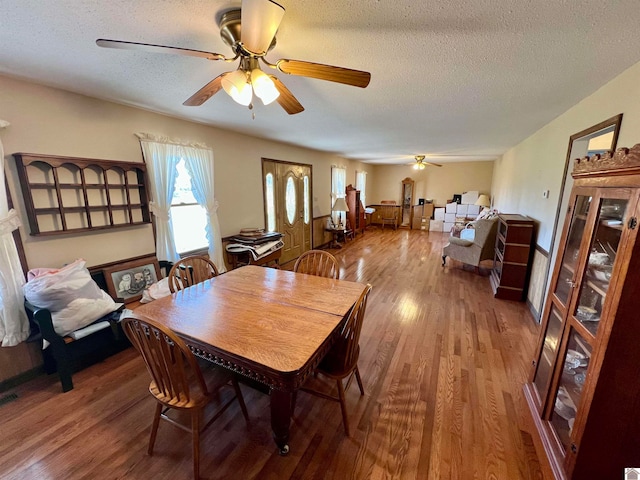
[270,388,292,455]
[50,344,74,392]
[148,402,162,455]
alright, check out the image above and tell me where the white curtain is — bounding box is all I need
[0,119,29,346]
[356,171,367,207]
[136,133,181,263]
[331,166,346,225]
[182,145,226,273]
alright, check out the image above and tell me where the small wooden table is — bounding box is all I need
[325,227,348,248]
[134,265,366,454]
[225,247,281,269]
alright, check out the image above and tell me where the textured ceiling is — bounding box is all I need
[2,0,640,164]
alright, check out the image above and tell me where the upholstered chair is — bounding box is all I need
[441,218,498,272]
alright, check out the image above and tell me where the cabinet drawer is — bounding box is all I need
[501,225,533,244]
[503,244,531,264]
[499,263,528,287]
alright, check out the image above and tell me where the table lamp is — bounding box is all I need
[332,197,350,228]
[475,194,491,208]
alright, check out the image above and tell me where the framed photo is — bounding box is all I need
[103,256,161,303]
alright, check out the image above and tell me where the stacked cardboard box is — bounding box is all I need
[430,191,483,232]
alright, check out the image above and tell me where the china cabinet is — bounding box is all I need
[524,145,640,479]
[401,177,414,227]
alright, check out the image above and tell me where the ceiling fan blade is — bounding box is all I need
[183,74,225,106]
[270,76,304,115]
[96,39,225,61]
[276,59,371,88]
[425,161,443,167]
[241,0,285,55]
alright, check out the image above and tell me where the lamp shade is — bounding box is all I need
[332,197,349,212]
[251,69,280,105]
[222,70,252,106]
[475,194,491,208]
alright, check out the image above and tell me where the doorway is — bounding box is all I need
[538,114,622,316]
[262,159,312,265]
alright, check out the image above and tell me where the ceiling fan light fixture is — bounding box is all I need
[414,155,427,170]
[222,70,252,106]
[251,68,280,105]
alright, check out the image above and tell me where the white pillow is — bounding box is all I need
[140,277,171,303]
[50,291,121,337]
[24,259,122,337]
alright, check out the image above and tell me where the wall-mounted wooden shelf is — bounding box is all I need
[13,153,151,236]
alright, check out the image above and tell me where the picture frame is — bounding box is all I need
[103,255,161,304]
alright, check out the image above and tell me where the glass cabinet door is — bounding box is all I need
[550,330,592,452]
[572,197,629,337]
[554,195,592,305]
[533,305,564,399]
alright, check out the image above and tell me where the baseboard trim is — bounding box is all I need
[0,366,44,393]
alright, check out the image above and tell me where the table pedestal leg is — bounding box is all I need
[331,232,343,249]
[270,388,292,455]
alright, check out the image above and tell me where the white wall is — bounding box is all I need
[492,60,640,251]
[0,74,374,269]
[369,161,494,206]
[492,59,640,316]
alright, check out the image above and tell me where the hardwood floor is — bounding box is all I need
[0,229,550,479]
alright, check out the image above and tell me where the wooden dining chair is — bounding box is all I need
[168,255,219,293]
[298,284,372,435]
[122,314,249,480]
[293,250,339,279]
[379,204,398,230]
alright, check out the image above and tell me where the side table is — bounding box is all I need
[325,227,347,249]
[226,248,281,270]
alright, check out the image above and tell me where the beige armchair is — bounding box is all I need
[442,218,498,271]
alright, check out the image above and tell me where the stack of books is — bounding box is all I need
[230,229,283,245]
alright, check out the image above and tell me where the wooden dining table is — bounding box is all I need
[134,265,367,454]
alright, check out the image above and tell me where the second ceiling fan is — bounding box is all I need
[97,0,371,115]
[412,155,443,170]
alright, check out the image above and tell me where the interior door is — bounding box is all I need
[539,116,622,319]
[263,159,312,265]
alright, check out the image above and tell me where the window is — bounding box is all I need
[331,166,346,224]
[356,171,367,207]
[285,176,296,224]
[303,175,310,224]
[170,158,208,254]
[265,173,276,232]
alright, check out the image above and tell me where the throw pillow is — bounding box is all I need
[24,259,122,337]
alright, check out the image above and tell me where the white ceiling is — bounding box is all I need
[2,0,640,165]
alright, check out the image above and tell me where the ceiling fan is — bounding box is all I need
[96,0,371,115]
[411,155,442,170]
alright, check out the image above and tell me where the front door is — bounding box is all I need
[263,159,312,264]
